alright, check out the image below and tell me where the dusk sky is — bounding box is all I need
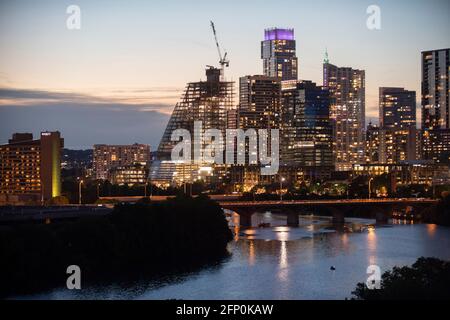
[1,0,449,149]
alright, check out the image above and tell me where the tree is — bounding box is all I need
[352,257,450,300]
[0,195,232,297]
[423,194,450,226]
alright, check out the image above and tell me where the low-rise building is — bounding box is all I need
[93,144,150,180]
[108,164,149,186]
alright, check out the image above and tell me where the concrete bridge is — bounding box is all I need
[218,198,437,227]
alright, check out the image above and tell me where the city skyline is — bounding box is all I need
[1,0,449,149]
[1,1,450,303]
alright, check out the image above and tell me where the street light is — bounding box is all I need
[144,176,152,199]
[280,177,286,201]
[368,177,374,200]
[40,182,45,206]
[78,179,84,205]
[144,178,148,198]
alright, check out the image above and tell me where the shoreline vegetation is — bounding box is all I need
[422,194,450,226]
[0,195,233,298]
[352,257,450,300]
[1,195,449,299]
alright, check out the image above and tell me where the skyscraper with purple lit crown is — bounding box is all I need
[261,28,298,81]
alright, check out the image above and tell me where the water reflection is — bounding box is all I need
[341,233,349,247]
[367,226,377,265]
[427,224,437,237]
[248,240,256,266]
[278,241,288,282]
[274,226,290,242]
[17,212,450,300]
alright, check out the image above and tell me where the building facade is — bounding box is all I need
[323,59,366,171]
[366,125,419,165]
[281,80,333,172]
[365,123,381,163]
[261,28,298,81]
[238,75,281,130]
[237,75,281,165]
[353,162,450,187]
[423,129,450,164]
[378,87,418,164]
[154,67,234,185]
[421,48,450,164]
[93,143,150,180]
[379,87,416,129]
[0,132,63,204]
[108,164,148,186]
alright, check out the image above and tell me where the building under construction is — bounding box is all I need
[153,67,235,186]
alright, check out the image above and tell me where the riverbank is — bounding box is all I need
[423,194,450,226]
[0,195,233,298]
[352,257,450,300]
[12,215,450,300]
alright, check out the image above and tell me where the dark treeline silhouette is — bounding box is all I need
[0,195,233,297]
[423,193,450,226]
[351,257,450,300]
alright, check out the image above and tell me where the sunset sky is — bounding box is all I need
[1,0,449,149]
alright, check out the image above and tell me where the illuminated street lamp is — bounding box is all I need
[78,179,84,205]
[280,177,286,201]
[144,178,148,198]
[368,177,374,200]
[41,183,45,206]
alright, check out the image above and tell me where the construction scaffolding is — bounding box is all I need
[154,67,234,185]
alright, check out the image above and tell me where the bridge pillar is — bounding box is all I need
[375,211,389,223]
[411,204,426,221]
[329,207,345,224]
[287,211,299,227]
[374,205,391,223]
[240,214,252,228]
[234,209,254,228]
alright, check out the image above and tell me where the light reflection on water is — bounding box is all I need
[16,212,450,300]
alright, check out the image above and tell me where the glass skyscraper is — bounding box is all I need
[261,28,298,81]
[379,87,416,130]
[422,48,450,164]
[323,59,365,171]
[281,81,333,170]
[238,75,281,165]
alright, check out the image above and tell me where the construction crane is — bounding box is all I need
[210,20,229,80]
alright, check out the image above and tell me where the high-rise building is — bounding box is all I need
[377,87,418,164]
[378,127,418,164]
[281,81,333,171]
[366,125,419,165]
[93,144,150,180]
[157,67,234,160]
[0,132,63,204]
[154,67,234,184]
[422,49,450,130]
[323,57,365,171]
[365,123,380,163]
[261,28,298,81]
[238,75,281,130]
[379,87,416,129]
[423,129,450,164]
[421,48,450,164]
[238,75,281,165]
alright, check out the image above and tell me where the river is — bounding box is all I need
[17,212,450,300]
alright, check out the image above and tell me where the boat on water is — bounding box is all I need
[258,222,271,228]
